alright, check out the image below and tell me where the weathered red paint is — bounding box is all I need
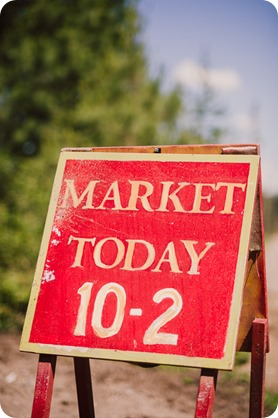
[249,318,268,418]
[31,354,56,418]
[21,150,259,369]
[22,145,269,418]
[194,369,218,418]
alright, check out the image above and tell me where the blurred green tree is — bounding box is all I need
[0,0,197,329]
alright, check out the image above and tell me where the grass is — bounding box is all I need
[265,390,278,416]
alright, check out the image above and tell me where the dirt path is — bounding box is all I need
[0,333,253,418]
[1,234,277,418]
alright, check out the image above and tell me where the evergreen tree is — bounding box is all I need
[0,0,191,328]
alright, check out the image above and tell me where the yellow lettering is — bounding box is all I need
[156,182,189,212]
[152,242,182,273]
[61,180,100,209]
[121,239,155,271]
[125,181,154,212]
[216,182,246,214]
[96,181,124,210]
[68,235,96,267]
[190,184,216,214]
[181,240,215,275]
[94,237,125,269]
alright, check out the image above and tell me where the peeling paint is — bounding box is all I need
[52,226,61,236]
[51,239,60,246]
[42,270,56,282]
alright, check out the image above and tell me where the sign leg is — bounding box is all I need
[249,318,268,418]
[74,357,95,418]
[194,368,218,418]
[31,354,57,418]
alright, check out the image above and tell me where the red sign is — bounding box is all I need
[20,151,259,370]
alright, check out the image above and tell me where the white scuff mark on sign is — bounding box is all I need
[51,239,60,246]
[75,214,128,236]
[42,270,56,282]
[37,344,90,354]
[51,227,61,246]
[52,226,61,236]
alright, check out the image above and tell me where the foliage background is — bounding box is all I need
[0,0,207,329]
[1,0,276,330]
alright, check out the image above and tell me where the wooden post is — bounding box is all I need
[249,318,268,418]
[194,369,218,418]
[31,354,57,418]
[74,357,95,418]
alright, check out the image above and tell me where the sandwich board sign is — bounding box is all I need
[20,148,260,371]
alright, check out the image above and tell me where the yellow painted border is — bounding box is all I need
[20,151,260,370]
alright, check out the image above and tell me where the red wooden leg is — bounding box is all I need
[31,354,57,418]
[74,357,95,418]
[194,368,218,418]
[249,318,268,418]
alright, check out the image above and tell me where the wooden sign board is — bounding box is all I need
[20,150,259,370]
